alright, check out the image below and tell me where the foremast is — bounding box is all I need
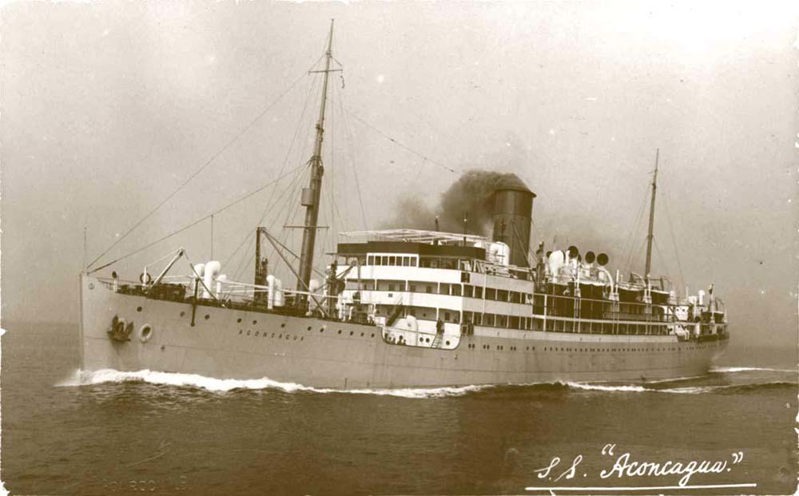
[296,20,335,310]
[644,148,659,279]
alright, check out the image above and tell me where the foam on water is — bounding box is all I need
[56,369,492,398]
[564,382,648,393]
[56,368,797,398]
[711,366,796,374]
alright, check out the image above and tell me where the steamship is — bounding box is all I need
[79,22,728,388]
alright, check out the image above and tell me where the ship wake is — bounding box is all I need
[56,367,796,398]
[56,369,493,398]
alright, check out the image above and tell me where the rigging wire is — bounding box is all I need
[337,93,369,230]
[620,173,654,273]
[88,164,306,274]
[343,107,458,175]
[228,170,307,282]
[661,186,687,292]
[87,59,322,271]
[222,71,322,271]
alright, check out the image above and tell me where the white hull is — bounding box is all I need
[80,275,728,388]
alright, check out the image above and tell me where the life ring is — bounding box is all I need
[138,324,153,343]
[140,272,152,285]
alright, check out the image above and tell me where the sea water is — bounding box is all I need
[2,323,796,495]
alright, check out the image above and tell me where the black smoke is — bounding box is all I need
[385,170,529,235]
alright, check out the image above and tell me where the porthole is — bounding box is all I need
[204,314,210,320]
[255,331,260,336]
[445,341,450,346]
[138,324,153,343]
[300,337,304,341]
[253,320,258,325]
[239,330,243,335]
[337,330,342,335]
[320,328,325,333]
[137,306,142,312]
[180,311,185,317]
[237,318,242,323]
[349,331,354,336]
[281,323,286,328]
[360,332,364,337]
[371,333,375,338]
[247,330,251,336]
[279,334,282,338]
[88,282,95,290]
[271,333,275,338]
[307,326,312,331]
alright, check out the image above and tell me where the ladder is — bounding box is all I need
[431,332,444,349]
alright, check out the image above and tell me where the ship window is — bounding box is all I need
[426,285,433,294]
[485,288,496,300]
[444,311,450,321]
[510,292,521,304]
[464,285,473,297]
[496,315,508,328]
[497,290,509,301]
[484,314,495,326]
[451,285,462,296]
[389,256,396,265]
[440,283,450,295]
[510,316,519,329]
[388,283,396,292]
[474,287,483,299]
[473,313,482,325]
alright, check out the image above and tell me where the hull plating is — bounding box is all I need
[80,275,727,388]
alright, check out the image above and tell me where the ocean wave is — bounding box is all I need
[710,366,796,374]
[563,382,648,393]
[56,369,797,398]
[56,369,493,398]
[565,380,796,395]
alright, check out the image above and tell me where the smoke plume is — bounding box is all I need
[385,170,529,235]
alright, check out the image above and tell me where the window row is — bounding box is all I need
[345,279,533,304]
[366,254,419,267]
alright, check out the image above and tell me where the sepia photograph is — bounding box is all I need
[1,1,797,494]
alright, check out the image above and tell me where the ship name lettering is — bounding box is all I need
[600,452,729,486]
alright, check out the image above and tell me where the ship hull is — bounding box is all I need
[80,275,728,388]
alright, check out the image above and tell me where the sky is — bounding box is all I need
[2,0,797,352]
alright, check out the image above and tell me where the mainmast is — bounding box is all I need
[644,148,659,279]
[296,19,335,310]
